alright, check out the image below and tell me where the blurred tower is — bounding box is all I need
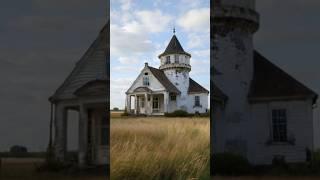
[212,0,259,160]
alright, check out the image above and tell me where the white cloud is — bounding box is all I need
[135,10,173,33]
[177,8,210,32]
[110,24,154,57]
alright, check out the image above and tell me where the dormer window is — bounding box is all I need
[174,55,179,63]
[143,76,149,86]
[166,56,170,64]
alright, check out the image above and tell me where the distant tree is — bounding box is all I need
[10,145,28,154]
[113,107,120,111]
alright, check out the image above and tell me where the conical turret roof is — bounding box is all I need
[159,35,191,58]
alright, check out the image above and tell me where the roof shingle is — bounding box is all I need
[158,35,191,58]
[248,51,318,103]
[148,66,181,94]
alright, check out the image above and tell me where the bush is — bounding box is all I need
[165,110,190,117]
[213,153,253,176]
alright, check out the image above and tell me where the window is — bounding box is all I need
[166,56,170,64]
[100,116,109,146]
[143,76,149,86]
[194,96,200,107]
[272,109,287,142]
[170,95,176,101]
[174,55,179,63]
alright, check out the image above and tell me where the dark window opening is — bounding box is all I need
[175,55,179,63]
[143,76,149,86]
[166,56,170,64]
[194,96,200,107]
[272,109,287,142]
[170,95,176,101]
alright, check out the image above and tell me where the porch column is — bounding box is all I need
[144,93,148,114]
[134,95,137,114]
[150,94,153,114]
[78,103,88,167]
[125,94,131,113]
[163,92,169,113]
[54,103,67,161]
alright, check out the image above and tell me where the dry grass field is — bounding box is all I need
[0,158,106,180]
[110,116,210,180]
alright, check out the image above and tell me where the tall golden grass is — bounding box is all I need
[110,117,210,180]
[0,158,105,180]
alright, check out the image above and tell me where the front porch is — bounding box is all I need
[126,91,170,116]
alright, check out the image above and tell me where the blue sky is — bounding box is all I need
[110,0,210,109]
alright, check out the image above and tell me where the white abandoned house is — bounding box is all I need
[49,24,108,167]
[126,33,209,115]
[212,0,318,165]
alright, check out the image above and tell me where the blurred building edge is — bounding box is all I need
[125,33,209,115]
[212,0,318,166]
[48,22,109,169]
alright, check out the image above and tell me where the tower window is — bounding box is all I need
[143,76,149,86]
[175,55,179,63]
[272,109,287,142]
[166,56,170,64]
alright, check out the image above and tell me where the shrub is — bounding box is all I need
[213,153,253,176]
[165,110,190,117]
[121,108,129,116]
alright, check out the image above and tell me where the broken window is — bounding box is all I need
[272,109,287,142]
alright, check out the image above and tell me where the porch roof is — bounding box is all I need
[133,87,153,93]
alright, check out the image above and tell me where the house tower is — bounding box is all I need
[158,32,191,109]
[213,0,259,117]
[212,0,260,158]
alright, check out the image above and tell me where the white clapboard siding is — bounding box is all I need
[51,25,107,101]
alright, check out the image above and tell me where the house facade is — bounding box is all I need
[49,24,109,167]
[126,34,209,115]
[212,0,318,165]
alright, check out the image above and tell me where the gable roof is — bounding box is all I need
[148,66,181,94]
[188,78,209,94]
[49,23,108,102]
[248,51,318,104]
[213,84,228,101]
[158,35,191,58]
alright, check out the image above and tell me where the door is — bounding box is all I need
[152,96,159,113]
[92,109,109,165]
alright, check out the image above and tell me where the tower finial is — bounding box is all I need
[173,26,176,34]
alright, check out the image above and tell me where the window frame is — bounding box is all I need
[170,95,176,101]
[271,109,288,143]
[174,55,179,63]
[194,96,201,107]
[165,56,170,64]
[143,76,149,86]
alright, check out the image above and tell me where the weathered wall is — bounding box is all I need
[186,93,209,113]
[127,67,166,93]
